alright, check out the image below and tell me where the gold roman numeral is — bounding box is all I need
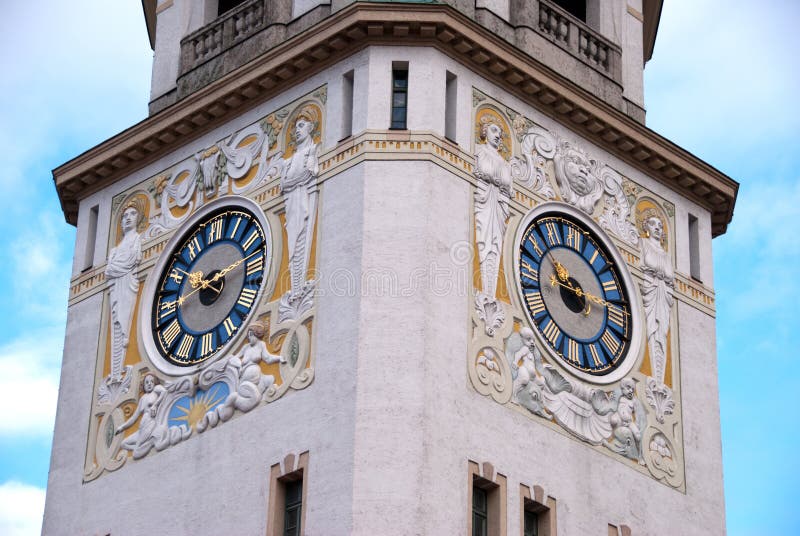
[567,338,580,364]
[159,299,177,320]
[525,291,545,315]
[602,280,618,293]
[527,234,543,257]
[223,317,236,337]
[237,288,257,308]
[187,235,202,260]
[566,226,581,251]
[521,260,539,283]
[542,319,561,346]
[589,343,603,367]
[201,333,213,356]
[608,305,625,328]
[246,255,263,277]
[229,216,242,238]
[545,221,560,246]
[589,249,599,265]
[169,269,184,285]
[601,330,620,355]
[242,230,259,251]
[208,218,223,243]
[162,319,182,347]
[175,334,194,359]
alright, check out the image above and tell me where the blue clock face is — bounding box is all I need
[518,211,633,376]
[151,206,268,367]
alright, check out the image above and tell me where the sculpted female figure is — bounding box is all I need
[223,322,285,416]
[281,110,320,308]
[116,374,166,459]
[473,120,513,335]
[639,212,674,384]
[105,202,143,382]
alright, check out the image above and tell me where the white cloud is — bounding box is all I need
[0,481,45,536]
[0,331,62,437]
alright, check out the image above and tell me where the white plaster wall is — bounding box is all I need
[476,0,510,21]
[150,0,210,101]
[47,45,724,535]
[293,0,330,20]
[621,0,646,107]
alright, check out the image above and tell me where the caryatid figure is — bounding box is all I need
[281,108,320,307]
[105,201,143,382]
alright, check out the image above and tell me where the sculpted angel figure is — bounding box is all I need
[115,374,166,459]
[473,120,513,335]
[553,142,604,215]
[639,212,674,384]
[282,110,320,305]
[105,201,143,382]
[222,322,285,416]
[508,328,550,418]
[602,378,646,464]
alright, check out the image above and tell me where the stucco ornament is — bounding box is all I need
[644,427,683,487]
[505,330,615,444]
[553,140,604,215]
[505,328,551,418]
[638,210,676,423]
[115,374,192,460]
[597,167,639,245]
[510,124,556,199]
[260,108,321,323]
[195,322,285,431]
[473,120,512,336]
[104,201,143,388]
[197,145,227,199]
[601,378,647,464]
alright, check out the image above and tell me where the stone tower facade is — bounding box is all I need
[45,1,737,534]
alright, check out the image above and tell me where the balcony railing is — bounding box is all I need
[180,0,267,75]
[534,0,621,81]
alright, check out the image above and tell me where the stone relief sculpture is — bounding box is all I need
[638,208,676,423]
[553,140,604,215]
[196,322,285,431]
[505,330,614,444]
[509,124,556,199]
[102,200,143,395]
[473,119,513,336]
[273,108,321,322]
[508,131,637,246]
[602,378,646,464]
[115,374,191,460]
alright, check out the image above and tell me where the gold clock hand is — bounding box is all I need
[171,266,205,289]
[548,275,630,316]
[177,249,262,305]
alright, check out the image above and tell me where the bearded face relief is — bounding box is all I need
[554,144,604,215]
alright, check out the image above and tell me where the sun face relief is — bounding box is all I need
[518,207,636,379]
[150,204,268,368]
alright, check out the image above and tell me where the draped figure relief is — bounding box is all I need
[473,119,513,336]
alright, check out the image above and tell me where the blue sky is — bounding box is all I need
[0,1,797,534]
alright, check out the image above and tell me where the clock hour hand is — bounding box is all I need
[548,275,629,316]
[172,265,205,289]
[178,250,262,305]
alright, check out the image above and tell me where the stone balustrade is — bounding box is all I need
[534,0,620,81]
[180,0,267,75]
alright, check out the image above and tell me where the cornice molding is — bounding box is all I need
[55,2,736,235]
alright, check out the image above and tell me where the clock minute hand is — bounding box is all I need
[548,275,630,316]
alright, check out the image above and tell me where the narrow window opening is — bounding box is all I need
[688,213,701,281]
[390,63,408,130]
[520,485,556,536]
[83,205,99,272]
[472,486,488,536]
[552,0,586,21]
[218,0,247,16]
[445,71,457,142]
[341,70,354,140]
[283,478,303,536]
[524,508,539,536]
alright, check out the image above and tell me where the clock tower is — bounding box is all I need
[44,1,737,534]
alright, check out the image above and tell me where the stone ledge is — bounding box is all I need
[54,2,737,236]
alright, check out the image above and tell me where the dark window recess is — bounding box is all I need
[472,486,488,536]
[553,0,586,21]
[391,69,408,129]
[218,0,248,16]
[283,479,303,536]
[524,509,539,536]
